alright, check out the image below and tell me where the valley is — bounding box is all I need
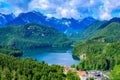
[0,11,120,80]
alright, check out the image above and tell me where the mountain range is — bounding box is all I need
[0,11,120,48]
[0,11,97,35]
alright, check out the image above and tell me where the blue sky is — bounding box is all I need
[0,0,120,20]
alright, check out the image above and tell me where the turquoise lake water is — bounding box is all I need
[22,48,79,66]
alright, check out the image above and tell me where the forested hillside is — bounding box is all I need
[73,40,120,70]
[0,53,80,80]
[91,22,120,42]
[0,45,23,57]
[0,53,65,80]
[0,23,72,49]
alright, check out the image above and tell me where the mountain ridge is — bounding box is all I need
[0,13,15,27]
[98,17,120,29]
[0,11,97,35]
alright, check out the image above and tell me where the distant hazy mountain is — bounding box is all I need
[5,11,97,35]
[0,13,15,27]
[78,17,97,30]
[98,17,120,29]
[7,11,46,26]
[0,23,72,49]
[72,21,106,40]
[64,17,97,35]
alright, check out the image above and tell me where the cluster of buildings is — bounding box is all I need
[63,65,110,80]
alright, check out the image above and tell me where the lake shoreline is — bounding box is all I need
[22,48,79,67]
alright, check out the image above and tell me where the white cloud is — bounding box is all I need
[1,0,120,19]
[29,0,51,10]
[0,8,10,14]
[46,14,52,18]
[99,0,120,20]
[29,0,81,19]
[54,7,80,19]
[14,8,23,16]
[90,0,94,5]
[100,12,111,20]
[118,13,120,17]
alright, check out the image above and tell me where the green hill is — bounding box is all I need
[91,22,120,42]
[0,23,72,49]
[78,21,106,40]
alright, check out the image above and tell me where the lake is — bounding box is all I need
[22,48,79,66]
